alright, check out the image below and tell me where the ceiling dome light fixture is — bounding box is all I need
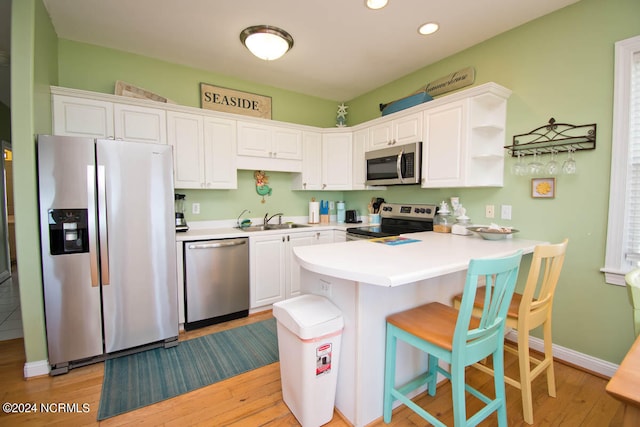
[366,0,388,10]
[418,22,440,35]
[240,25,294,61]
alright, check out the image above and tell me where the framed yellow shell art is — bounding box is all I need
[531,177,556,198]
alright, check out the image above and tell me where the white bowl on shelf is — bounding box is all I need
[467,226,519,240]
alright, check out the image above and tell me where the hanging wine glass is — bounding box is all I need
[528,151,543,175]
[545,149,559,175]
[511,152,526,176]
[562,148,577,174]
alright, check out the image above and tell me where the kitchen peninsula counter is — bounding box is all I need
[293,232,544,427]
[294,231,542,287]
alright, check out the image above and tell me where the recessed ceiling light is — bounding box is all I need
[366,0,388,10]
[418,22,440,35]
[240,25,294,61]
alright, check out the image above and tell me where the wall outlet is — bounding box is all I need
[192,203,200,214]
[485,205,495,218]
[501,205,512,220]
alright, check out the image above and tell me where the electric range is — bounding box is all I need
[346,202,437,241]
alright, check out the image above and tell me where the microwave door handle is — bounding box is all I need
[396,148,405,183]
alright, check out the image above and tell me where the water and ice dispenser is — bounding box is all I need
[47,209,89,255]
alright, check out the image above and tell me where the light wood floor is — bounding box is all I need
[0,311,624,426]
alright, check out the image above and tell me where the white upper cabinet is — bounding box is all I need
[203,117,237,189]
[352,128,368,190]
[53,94,114,138]
[236,121,303,172]
[321,132,353,190]
[367,112,423,151]
[167,111,205,188]
[421,86,509,188]
[422,101,466,187]
[292,131,352,191]
[53,94,166,145]
[292,131,323,190]
[168,111,237,189]
[114,104,167,144]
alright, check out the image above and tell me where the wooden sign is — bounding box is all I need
[423,67,475,97]
[200,83,272,119]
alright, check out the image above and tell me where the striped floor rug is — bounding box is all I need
[97,318,278,420]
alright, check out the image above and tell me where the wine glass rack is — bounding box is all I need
[505,117,596,157]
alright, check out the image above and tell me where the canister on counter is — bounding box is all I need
[337,201,346,223]
[433,201,454,233]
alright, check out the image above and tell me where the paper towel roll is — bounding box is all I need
[309,201,320,224]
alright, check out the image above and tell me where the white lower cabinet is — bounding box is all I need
[250,230,334,309]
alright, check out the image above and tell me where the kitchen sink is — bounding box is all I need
[236,223,311,232]
[267,223,311,230]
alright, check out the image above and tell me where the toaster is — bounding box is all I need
[345,209,360,223]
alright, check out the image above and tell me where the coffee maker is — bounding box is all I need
[175,194,189,232]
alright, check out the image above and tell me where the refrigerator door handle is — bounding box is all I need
[87,166,99,287]
[97,165,110,286]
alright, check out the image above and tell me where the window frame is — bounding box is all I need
[602,35,640,286]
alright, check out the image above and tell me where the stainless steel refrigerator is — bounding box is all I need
[37,135,178,375]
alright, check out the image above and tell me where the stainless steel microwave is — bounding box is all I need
[365,142,421,186]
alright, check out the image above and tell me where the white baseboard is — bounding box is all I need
[24,360,50,378]
[506,330,619,378]
[22,335,619,380]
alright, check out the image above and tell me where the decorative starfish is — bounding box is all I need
[337,103,349,118]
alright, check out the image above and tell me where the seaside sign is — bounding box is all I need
[200,83,272,119]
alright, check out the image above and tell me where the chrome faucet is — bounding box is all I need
[236,209,251,228]
[264,212,284,226]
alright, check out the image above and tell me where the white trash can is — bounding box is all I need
[273,294,344,427]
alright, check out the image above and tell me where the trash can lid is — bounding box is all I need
[273,294,344,340]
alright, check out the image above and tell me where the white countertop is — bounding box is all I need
[175,218,351,242]
[294,232,545,287]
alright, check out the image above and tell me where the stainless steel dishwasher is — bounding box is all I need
[184,237,249,330]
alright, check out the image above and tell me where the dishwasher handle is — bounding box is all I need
[187,239,247,250]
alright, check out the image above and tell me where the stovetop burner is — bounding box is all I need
[346,202,437,239]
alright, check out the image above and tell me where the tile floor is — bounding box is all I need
[0,271,22,340]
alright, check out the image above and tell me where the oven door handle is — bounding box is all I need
[396,148,405,183]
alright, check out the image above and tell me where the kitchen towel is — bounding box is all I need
[97,318,278,420]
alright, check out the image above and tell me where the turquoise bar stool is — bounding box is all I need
[452,239,568,424]
[625,269,640,337]
[383,251,522,427]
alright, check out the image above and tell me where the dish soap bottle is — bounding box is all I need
[434,201,454,233]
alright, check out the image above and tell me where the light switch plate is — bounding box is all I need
[501,205,512,220]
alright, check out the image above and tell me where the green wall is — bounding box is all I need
[13,0,640,366]
[346,0,640,364]
[11,0,58,365]
[57,40,338,128]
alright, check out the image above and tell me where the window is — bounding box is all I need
[602,35,640,286]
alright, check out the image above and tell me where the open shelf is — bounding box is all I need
[505,118,596,157]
